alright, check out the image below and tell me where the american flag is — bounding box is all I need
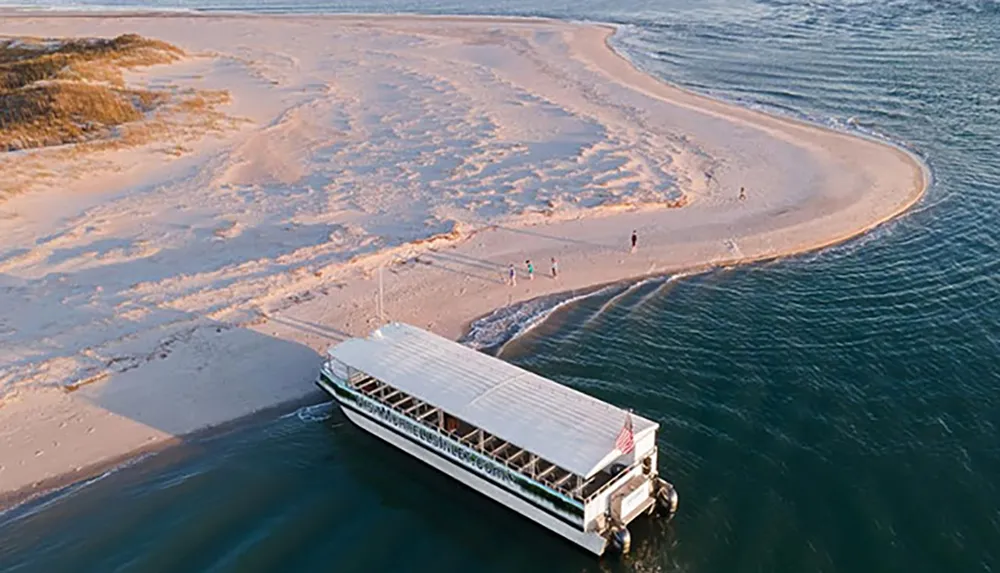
[615,412,634,454]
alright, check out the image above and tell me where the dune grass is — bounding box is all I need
[0,34,184,151]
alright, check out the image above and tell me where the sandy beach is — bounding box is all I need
[0,13,926,506]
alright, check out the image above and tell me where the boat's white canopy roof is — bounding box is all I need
[327,323,658,479]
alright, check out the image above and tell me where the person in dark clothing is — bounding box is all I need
[630,230,638,253]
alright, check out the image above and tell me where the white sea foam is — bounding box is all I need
[288,401,336,423]
[461,285,620,353]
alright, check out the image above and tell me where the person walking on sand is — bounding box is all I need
[551,257,558,278]
[630,230,638,253]
[739,186,746,201]
[526,260,535,281]
[508,264,517,286]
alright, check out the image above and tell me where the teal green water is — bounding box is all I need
[2,0,999,571]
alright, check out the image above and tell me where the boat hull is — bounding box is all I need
[320,379,608,555]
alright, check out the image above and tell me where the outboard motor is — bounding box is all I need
[610,526,632,555]
[656,479,679,519]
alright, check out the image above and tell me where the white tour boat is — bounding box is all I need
[316,322,678,555]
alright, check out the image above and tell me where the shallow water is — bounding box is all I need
[2,0,999,571]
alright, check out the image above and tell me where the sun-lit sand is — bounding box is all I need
[0,13,926,505]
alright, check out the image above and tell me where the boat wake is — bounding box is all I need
[0,452,155,528]
[462,271,705,354]
[461,285,620,353]
[626,269,706,313]
[580,277,661,328]
[281,401,336,424]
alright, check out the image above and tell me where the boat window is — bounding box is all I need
[392,395,416,410]
[342,367,589,501]
[536,460,556,479]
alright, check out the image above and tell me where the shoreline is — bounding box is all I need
[436,21,929,338]
[0,391,327,513]
[0,14,928,508]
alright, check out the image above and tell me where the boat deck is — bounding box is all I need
[348,371,597,500]
[320,323,678,557]
[327,323,658,480]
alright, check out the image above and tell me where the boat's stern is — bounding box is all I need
[582,448,679,556]
[602,474,679,555]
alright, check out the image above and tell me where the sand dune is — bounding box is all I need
[0,14,925,503]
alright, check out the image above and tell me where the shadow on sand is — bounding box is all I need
[0,314,329,510]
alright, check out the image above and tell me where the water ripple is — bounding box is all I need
[1,1,998,572]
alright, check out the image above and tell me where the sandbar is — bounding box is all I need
[0,13,926,507]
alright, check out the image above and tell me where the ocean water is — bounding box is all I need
[2,0,999,572]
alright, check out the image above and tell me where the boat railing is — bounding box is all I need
[341,366,587,504]
[582,459,643,504]
[327,362,642,505]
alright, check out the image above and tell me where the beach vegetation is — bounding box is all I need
[0,34,194,152]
